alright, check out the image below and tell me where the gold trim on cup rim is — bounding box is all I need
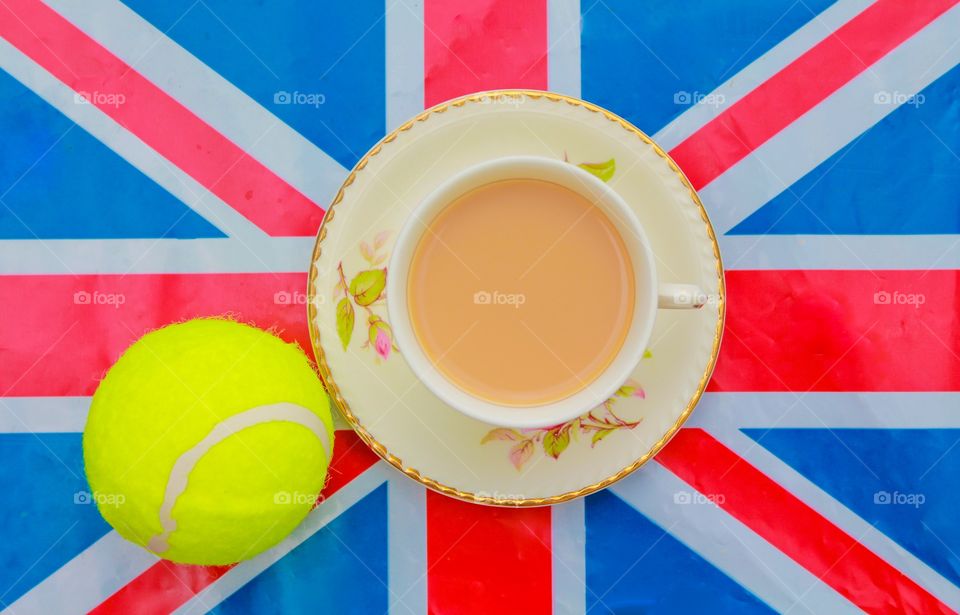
[306,89,726,507]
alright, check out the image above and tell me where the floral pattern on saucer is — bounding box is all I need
[333,231,396,361]
[481,351,652,470]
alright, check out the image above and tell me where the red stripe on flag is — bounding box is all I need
[0,274,309,397]
[424,0,548,106]
[423,4,552,613]
[426,492,552,615]
[669,0,959,189]
[0,0,324,237]
[710,270,960,392]
[657,429,953,614]
[90,430,379,615]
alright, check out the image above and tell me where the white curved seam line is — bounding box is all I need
[146,403,331,554]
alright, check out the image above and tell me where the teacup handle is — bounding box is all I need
[658,283,707,309]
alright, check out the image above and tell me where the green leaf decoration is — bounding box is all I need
[616,384,636,398]
[349,268,387,306]
[543,428,571,459]
[578,158,616,182]
[591,428,615,447]
[336,298,354,350]
[481,428,523,444]
[643,349,653,359]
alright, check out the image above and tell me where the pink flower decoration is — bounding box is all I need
[375,329,391,359]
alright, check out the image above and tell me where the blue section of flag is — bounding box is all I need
[0,70,223,239]
[121,0,385,170]
[744,428,960,587]
[211,482,389,614]
[585,490,774,613]
[581,0,836,137]
[730,62,960,234]
[0,434,111,606]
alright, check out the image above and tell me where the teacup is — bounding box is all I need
[387,156,704,429]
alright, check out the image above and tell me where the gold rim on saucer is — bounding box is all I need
[307,89,725,506]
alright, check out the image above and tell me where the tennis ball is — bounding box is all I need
[83,318,334,566]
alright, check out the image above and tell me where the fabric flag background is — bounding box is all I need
[1,0,959,612]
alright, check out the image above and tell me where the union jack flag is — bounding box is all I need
[0,0,959,612]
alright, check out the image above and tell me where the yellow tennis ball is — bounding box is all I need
[83,318,334,566]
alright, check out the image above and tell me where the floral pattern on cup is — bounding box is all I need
[576,157,616,182]
[481,366,648,471]
[564,152,616,183]
[334,231,397,361]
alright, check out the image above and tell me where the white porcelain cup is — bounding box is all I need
[387,156,704,429]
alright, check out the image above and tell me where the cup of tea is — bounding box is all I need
[387,156,704,429]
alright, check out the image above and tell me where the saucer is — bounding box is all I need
[307,90,724,506]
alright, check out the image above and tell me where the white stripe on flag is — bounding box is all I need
[552,498,586,615]
[0,237,316,275]
[173,463,393,615]
[44,0,348,211]
[0,36,265,241]
[386,0,425,129]
[720,235,960,271]
[652,0,875,151]
[547,0,582,98]
[387,476,427,615]
[3,531,158,615]
[611,464,859,614]
[691,392,960,429]
[708,426,960,611]
[0,398,89,433]
[702,3,960,235]
[0,398,351,434]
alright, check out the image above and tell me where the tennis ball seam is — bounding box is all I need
[146,402,332,555]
